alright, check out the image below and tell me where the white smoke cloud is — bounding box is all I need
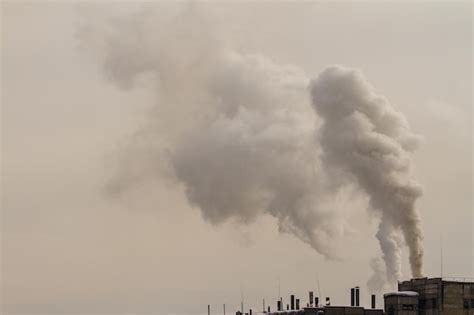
[310,66,424,282]
[79,6,424,285]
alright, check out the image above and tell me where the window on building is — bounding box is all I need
[419,299,426,309]
[463,300,470,309]
[402,304,414,310]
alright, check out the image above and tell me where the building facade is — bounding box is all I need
[384,291,419,315]
[398,278,474,315]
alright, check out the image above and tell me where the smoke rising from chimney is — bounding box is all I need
[79,6,424,286]
[310,66,424,282]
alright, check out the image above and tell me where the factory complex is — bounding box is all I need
[231,277,474,315]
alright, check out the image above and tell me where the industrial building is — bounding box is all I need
[392,278,474,315]
[231,278,474,315]
[238,286,384,315]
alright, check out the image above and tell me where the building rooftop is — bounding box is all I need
[383,291,419,298]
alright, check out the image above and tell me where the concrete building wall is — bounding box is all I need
[399,278,442,315]
[325,306,365,315]
[384,294,418,315]
[398,278,474,315]
[443,281,474,315]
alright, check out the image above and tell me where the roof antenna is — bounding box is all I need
[440,234,444,278]
[316,273,322,306]
[278,276,281,300]
[240,283,244,314]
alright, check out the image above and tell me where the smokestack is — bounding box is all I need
[351,288,355,306]
[268,306,270,313]
[287,304,289,310]
[355,287,360,307]
[277,301,281,311]
[315,297,319,306]
[249,309,252,315]
[263,299,265,313]
[291,295,295,310]
[208,305,210,315]
[296,299,300,310]
[326,297,330,306]
[371,295,376,309]
[309,291,314,306]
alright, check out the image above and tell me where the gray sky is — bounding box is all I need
[1,1,472,314]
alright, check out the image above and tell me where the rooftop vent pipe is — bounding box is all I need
[351,288,355,306]
[355,287,360,307]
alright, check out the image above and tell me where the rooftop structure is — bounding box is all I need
[230,277,473,315]
[397,278,474,315]
[263,287,383,315]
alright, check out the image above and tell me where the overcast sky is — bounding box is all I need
[1,1,472,314]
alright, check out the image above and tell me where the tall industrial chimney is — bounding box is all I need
[309,291,314,306]
[296,299,300,310]
[291,295,295,310]
[277,301,281,311]
[355,287,360,307]
[315,297,319,306]
[351,288,355,306]
[371,295,376,309]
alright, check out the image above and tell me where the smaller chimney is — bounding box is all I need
[296,299,300,310]
[291,295,295,310]
[351,288,355,306]
[268,306,270,313]
[309,291,314,306]
[208,305,210,315]
[287,304,289,310]
[371,294,376,309]
[355,287,360,307]
[277,301,281,311]
[326,297,330,306]
[315,297,319,306]
[249,309,252,315]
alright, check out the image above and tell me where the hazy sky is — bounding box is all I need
[1,1,472,314]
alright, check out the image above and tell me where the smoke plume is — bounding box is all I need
[310,66,424,281]
[80,6,424,285]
